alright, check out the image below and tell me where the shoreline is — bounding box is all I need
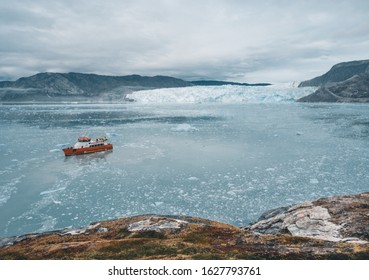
[1,191,368,259]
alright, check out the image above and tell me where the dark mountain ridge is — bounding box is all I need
[0,72,193,101]
[298,59,369,103]
[0,72,272,102]
[299,59,369,87]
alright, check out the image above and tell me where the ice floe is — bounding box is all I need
[171,123,199,132]
[40,187,66,196]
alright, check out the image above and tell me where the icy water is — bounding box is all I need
[1,85,369,237]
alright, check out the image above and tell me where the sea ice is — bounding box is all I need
[2,95,369,237]
[0,175,24,207]
[171,123,199,132]
[187,177,199,181]
[40,187,66,195]
[56,143,70,147]
[310,178,319,184]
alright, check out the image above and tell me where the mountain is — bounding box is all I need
[299,59,369,87]
[0,72,193,102]
[0,73,272,102]
[298,73,369,102]
[298,59,369,103]
[191,80,271,86]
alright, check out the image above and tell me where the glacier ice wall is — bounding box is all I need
[127,85,317,104]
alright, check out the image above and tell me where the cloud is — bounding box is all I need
[0,0,369,83]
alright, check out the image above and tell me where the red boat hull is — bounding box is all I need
[63,144,113,156]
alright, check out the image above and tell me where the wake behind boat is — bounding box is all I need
[63,136,113,156]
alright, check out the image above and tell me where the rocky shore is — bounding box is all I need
[1,192,369,260]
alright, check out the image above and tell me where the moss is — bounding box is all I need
[325,253,352,260]
[90,240,178,259]
[0,251,30,260]
[180,246,203,255]
[139,243,177,257]
[353,251,369,260]
[183,232,209,243]
[116,228,131,239]
[183,226,222,244]
[285,236,312,245]
[132,230,166,239]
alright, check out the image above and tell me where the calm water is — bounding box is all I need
[1,89,369,237]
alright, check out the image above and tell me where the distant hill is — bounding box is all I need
[298,60,369,103]
[191,80,271,86]
[0,73,272,102]
[0,72,193,102]
[298,73,369,103]
[299,59,369,87]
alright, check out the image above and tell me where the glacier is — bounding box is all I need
[127,84,317,104]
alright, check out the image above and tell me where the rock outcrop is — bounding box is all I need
[250,192,369,243]
[298,73,369,102]
[1,193,369,260]
[298,59,369,102]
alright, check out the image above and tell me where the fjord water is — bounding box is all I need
[1,85,369,237]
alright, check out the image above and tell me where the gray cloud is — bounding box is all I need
[1,0,368,83]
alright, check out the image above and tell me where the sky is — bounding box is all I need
[0,0,369,83]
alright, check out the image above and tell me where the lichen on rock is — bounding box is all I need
[250,193,369,243]
[127,216,188,233]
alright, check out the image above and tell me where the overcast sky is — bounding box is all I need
[0,0,368,83]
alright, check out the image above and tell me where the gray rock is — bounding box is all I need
[298,73,369,102]
[250,192,369,242]
[127,216,188,233]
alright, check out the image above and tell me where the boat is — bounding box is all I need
[63,136,113,156]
